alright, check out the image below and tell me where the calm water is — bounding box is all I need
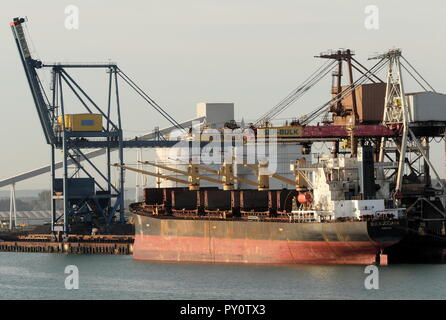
[0,252,445,300]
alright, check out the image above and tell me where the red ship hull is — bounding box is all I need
[132,214,404,265]
[134,234,396,265]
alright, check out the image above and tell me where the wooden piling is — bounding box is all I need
[0,234,134,255]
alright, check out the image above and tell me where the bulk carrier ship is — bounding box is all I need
[128,87,408,265]
[128,122,407,265]
[128,49,446,265]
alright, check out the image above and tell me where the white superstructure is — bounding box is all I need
[301,152,398,220]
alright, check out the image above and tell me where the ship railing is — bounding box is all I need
[289,210,333,223]
[241,211,269,217]
[375,209,405,219]
[360,209,405,221]
[204,209,229,219]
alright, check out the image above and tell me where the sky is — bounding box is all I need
[1,0,446,190]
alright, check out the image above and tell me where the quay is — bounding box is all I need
[0,234,134,255]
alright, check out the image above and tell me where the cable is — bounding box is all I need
[23,20,40,61]
[266,60,332,115]
[36,72,51,108]
[351,57,384,83]
[400,63,428,91]
[269,60,336,121]
[23,19,53,112]
[254,59,337,125]
[24,20,53,94]
[117,69,184,131]
[401,56,436,92]
[275,59,333,107]
[300,58,388,125]
[312,59,387,123]
[117,69,185,132]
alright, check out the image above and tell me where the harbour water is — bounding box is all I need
[0,252,445,300]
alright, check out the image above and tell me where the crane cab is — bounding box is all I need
[57,114,102,132]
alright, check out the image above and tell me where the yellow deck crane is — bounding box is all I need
[244,160,311,191]
[242,163,271,191]
[291,158,312,191]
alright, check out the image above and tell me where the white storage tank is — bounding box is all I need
[407,92,446,122]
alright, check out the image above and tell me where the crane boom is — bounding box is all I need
[10,17,55,144]
[176,161,258,186]
[142,161,223,185]
[143,161,260,187]
[111,164,190,185]
[143,161,191,176]
[192,164,219,175]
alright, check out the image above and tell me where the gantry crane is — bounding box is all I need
[10,17,189,235]
[370,49,445,204]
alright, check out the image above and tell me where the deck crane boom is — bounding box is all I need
[111,164,191,186]
[10,17,55,144]
[140,161,222,190]
[141,161,261,190]
[167,157,265,189]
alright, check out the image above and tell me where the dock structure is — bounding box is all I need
[0,234,134,255]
